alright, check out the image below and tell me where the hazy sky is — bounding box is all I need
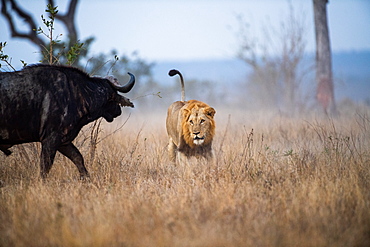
[1,0,369,68]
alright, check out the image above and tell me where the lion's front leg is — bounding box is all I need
[207,150,216,166]
[168,138,177,163]
[176,151,189,166]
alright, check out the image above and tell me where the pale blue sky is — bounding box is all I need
[1,0,369,68]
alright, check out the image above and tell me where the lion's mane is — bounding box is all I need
[166,100,216,162]
[181,100,215,149]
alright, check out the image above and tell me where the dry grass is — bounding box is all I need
[1,107,369,247]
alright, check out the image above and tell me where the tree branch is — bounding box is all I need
[1,0,46,50]
[49,0,79,45]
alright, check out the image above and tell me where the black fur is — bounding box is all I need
[0,64,135,179]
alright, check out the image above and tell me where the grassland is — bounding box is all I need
[0,106,369,247]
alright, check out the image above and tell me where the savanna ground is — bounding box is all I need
[0,106,369,247]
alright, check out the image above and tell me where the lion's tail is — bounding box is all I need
[169,69,185,102]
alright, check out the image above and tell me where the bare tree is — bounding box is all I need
[0,0,87,65]
[49,0,78,47]
[1,0,46,51]
[313,0,336,114]
[237,3,309,115]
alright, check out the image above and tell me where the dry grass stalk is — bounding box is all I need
[1,108,369,247]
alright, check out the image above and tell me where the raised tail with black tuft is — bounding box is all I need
[169,69,185,102]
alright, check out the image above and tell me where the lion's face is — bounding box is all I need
[182,101,216,148]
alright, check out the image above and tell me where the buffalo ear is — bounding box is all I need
[205,107,216,118]
[118,96,134,108]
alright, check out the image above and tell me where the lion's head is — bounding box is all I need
[181,100,216,149]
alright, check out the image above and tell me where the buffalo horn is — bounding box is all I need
[107,72,135,93]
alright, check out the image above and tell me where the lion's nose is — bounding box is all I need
[193,131,200,136]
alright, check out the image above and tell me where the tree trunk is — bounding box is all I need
[313,0,336,114]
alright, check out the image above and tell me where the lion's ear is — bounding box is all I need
[205,107,216,118]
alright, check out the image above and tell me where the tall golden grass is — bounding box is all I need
[1,107,369,247]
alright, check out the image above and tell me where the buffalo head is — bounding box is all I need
[100,73,135,122]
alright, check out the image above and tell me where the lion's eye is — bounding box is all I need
[189,120,194,125]
[200,119,205,124]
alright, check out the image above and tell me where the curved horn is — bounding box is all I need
[108,72,135,93]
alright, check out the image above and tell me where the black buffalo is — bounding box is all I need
[0,64,135,179]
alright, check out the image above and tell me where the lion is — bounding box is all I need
[166,69,216,164]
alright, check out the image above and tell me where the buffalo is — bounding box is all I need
[0,64,135,179]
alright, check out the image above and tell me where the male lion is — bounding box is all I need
[166,69,216,164]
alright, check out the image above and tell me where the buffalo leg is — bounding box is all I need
[40,140,59,179]
[58,143,89,179]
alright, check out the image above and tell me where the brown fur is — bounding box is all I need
[180,100,216,149]
[166,97,216,164]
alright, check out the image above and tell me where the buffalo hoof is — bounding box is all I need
[79,173,90,182]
